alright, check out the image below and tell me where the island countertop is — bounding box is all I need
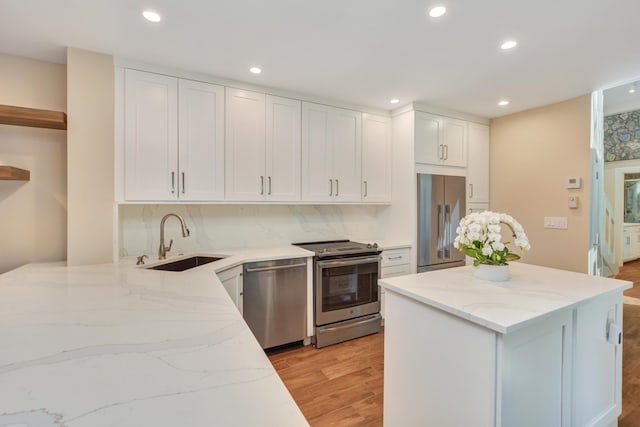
[0,246,313,426]
[379,262,633,334]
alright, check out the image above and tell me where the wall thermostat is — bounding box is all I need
[566,177,582,189]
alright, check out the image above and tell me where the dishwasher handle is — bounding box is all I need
[244,262,307,273]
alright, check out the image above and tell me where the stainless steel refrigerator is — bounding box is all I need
[417,173,466,272]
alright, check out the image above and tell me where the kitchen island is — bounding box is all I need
[380,262,632,427]
[0,246,312,426]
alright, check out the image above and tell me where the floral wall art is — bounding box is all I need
[604,110,640,161]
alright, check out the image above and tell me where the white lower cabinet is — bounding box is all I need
[384,289,623,426]
[467,202,489,215]
[623,224,640,262]
[217,265,243,314]
[379,247,411,320]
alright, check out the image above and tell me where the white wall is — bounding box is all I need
[66,48,115,265]
[0,54,67,273]
[119,204,387,258]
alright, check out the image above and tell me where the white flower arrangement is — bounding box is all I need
[453,211,531,266]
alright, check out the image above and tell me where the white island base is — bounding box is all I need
[380,263,632,427]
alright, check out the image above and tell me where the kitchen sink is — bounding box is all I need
[147,256,224,272]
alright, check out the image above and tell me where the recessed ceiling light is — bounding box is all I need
[390,98,400,104]
[501,40,517,50]
[429,6,447,18]
[249,67,262,74]
[629,85,636,94]
[142,10,161,23]
[498,100,510,106]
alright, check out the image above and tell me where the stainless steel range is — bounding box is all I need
[293,240,382,348]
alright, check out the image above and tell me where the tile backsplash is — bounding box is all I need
[119,204,387,258]
[604,110,640,161]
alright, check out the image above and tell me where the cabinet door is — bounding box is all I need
[301,102,333,201]
[467,123,490,203]
[362,113,391,203]
[633,231,640,259]
[124,70,178,201]
[331,107,362,202]
[415,112,444,165]
[442,117,467,167]
[178,80,225,201]
[225,88,266,201]
[217,266,243,314]
[573,294,622,426]
[266,95,301,201]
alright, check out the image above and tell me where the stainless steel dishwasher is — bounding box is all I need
[243,257,307,349]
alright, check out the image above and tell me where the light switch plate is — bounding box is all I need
[544,216,568,229]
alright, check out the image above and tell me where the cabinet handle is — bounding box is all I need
[171,172,175,194]
[439,144,444,160]
[444,144,449,160]
[469,183,473,198]
[260,176,264,195]
[336,179,339,196]
[268,176,272,195]
[329,179,333,196]
[181,172,185,194]
[388,255,402,260]
[364,181,368,197]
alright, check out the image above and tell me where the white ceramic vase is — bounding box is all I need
[473,263,510,282]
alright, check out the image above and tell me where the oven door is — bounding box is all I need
[315,255,380,326]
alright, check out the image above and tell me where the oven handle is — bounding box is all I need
[244,262,307,273]
[316,255,380,268]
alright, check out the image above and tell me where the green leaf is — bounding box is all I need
[504,253,521,261]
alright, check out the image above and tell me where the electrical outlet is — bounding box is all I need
[544,217,568,229]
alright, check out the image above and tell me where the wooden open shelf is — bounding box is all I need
[0,166,30,181]
[0,104,67,130]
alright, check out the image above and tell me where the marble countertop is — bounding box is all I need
[380,262,632,334]
[0,245,313,426]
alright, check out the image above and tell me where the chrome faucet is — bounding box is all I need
[158,213,190,260]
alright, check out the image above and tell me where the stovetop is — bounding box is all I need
[293,240,380,258]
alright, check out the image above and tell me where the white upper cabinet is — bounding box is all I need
[362,113,391,202]
[225,89,301,202]
[415,111,467,167]
[467,123,490,204]
[301,102,362,202]
[266,95,301,201]
[443,117,468,167]
[124,69,224,201]
[414,112,443,165]
[301,103,332,202]
[225,88,267,201]
[178,79,225,201]
[125,70,178,201]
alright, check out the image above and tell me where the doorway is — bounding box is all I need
[592,79,640,276]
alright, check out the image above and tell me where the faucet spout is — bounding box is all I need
[159,213,190,260]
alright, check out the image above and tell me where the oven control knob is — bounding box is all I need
[366,243,372,248]
[373,243,378,249]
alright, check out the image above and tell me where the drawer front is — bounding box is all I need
[381,249,410,268]
[381,263,411,279]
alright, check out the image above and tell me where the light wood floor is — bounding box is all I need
[270,264,640,426]
[268,332,384,427]
[617,260,640,426]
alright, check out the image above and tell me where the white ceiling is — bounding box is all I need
[2,0,640,118]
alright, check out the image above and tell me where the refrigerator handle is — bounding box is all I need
[444,204,451,259]
[437,204,444,259]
